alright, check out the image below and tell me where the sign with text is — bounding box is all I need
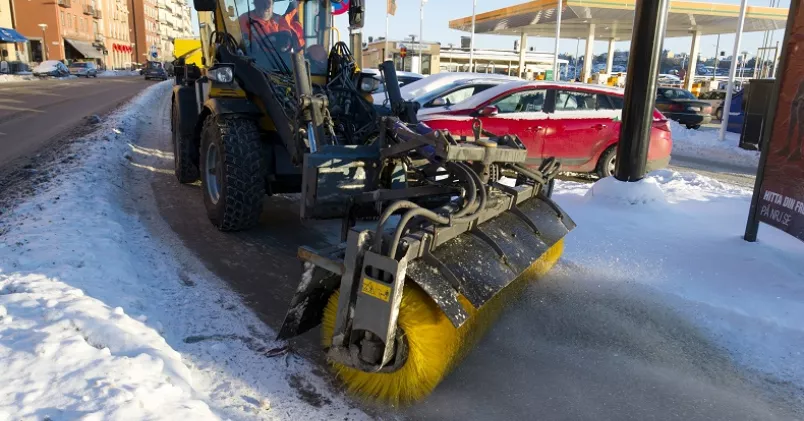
[756,0,804,241]
[395,43,427,53]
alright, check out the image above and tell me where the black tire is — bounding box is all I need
[687,124,701,130]
[716,107,723,120]
[171,103,200,183]
[200,115,266,231]
[596,146,617,178]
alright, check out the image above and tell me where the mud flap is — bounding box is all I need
[405,194,575,327]
[277,250,343,340]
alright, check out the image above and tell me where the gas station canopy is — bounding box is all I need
[449,0,788,40]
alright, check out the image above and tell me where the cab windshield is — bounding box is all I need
[222,0,329,75]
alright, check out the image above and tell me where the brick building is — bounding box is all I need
[103,0,132,68]
[13,0,106,64]
[128,0,158,64]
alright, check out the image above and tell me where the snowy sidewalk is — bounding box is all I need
[552,171,804,390]
[0,83,365,420]
[670,121,760,170]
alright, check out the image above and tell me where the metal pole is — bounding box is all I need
[553,0,562,80]
[469,0,477,72]
[41,28,47,61]
[614,0,670,181]
[575,38,580,79]
[385,13,390,61]
[719,0,748,141]
[713,34,720,80]
[419,0,425,68]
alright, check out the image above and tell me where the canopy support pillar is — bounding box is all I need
[581,24,595,82]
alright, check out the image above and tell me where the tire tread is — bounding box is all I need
[203,115,265,231]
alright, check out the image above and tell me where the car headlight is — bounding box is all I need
[208,64,234,83]
[360,76,380,93]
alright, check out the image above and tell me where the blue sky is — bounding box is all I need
[331,0,790,59]
[190,0,791,59]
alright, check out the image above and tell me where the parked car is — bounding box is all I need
[143,61,168,81]
[698,90,727,120]
[654,87,712,129]
[32,60,69,78]
[361,69,423,94]
[68,61,98,78]
[420,81,672,178]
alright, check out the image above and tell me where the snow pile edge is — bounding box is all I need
[669,120,760,168]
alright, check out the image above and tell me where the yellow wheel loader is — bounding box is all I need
[171,0,575,406]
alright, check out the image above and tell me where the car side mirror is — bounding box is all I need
[430,97,447,107]
[478,106,499,117]
[194,0,215,11]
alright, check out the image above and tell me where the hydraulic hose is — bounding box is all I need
[387,164,492,259]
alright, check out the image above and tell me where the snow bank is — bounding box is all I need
[0,74,36,83]
[670,121,760,168]
[0,275,215,420]
[553,171,804,388]
[0,82,366,420]
[0,83,216,420]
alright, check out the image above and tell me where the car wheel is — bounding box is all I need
[200,114,266,231]
[596,146,618,178]
[686,124,701,130]
[716,108,723,120]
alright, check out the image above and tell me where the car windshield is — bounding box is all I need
[147,62,162,69]
[223,0,329,75]
[70,63,89,68]
[415,81,470,105]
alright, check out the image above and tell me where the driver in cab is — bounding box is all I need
[239,0,305,49]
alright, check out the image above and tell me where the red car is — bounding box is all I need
[420,81,672,177]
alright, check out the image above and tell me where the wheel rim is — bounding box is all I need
[205,142,222,204]
[606,155,616,176]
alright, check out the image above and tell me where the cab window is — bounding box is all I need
[222,0,329,74]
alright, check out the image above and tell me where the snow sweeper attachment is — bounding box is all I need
[278,63,575,405]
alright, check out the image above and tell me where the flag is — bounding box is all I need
[387,0,397,16]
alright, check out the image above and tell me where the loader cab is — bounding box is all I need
[197,0,333,76]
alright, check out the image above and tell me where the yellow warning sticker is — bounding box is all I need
[361,278,391,302]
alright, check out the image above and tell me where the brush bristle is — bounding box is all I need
[321,239,564,406]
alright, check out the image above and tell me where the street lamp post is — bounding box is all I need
[419,0,427,71]
[719,0,748,141]
[553,0,562,81]
[469,0,476,72]
[713,34,720,80]
[37,23,48,61]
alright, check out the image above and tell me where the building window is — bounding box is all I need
[60,11,65,26]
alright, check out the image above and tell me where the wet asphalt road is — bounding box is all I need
[0,76,151,170]
[132,91,799,420]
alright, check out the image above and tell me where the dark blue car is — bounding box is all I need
[143,61,168,81]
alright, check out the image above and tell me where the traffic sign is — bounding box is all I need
[399,45,407,59]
